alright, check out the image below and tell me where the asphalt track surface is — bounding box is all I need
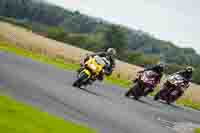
[0,51,200,133]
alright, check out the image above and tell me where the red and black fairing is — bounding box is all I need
[125,70,161,99]
[137,70,160,90]
[155,74,190,103]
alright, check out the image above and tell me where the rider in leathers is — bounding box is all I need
[164,66,193,91]
[79,48,116,81]
[137,64,165,96]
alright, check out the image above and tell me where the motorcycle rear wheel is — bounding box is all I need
[73,71,89,88]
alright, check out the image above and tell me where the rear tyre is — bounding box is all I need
[154,92,160,101]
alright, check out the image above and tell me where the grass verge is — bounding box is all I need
[195,128,200,133]
[0,94,96,133]
[105,76,131,88]
[0,41,79,71]
[176,98,200,111]
[1,41,200,110]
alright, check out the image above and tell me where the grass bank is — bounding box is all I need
[1,41,200,110]
[195,128,200,133]
[0,41,80,71]
[0,94,96,133]
[176,98,200,111]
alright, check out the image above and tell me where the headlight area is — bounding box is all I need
[89,64,97,71]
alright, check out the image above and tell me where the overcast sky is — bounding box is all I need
[45,0,200,53]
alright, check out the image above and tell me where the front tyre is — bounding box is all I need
[73,71,89,88]
[125,89,133,97]
[131,82,141,100]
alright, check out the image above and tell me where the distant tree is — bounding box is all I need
[166,64,184,74]
[47,27,66,41]
[104,25,128,54]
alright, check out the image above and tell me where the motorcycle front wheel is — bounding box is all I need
[125,82,141,100]
[73,71,90,88]
[125,89,133,97]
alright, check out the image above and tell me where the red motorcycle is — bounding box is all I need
[154,74,190,104]
[125,70,159,100]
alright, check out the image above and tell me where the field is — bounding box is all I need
[0,21,200,109]
[0,94,96,133]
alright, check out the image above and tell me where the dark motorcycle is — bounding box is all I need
[154,74,189,104]
[125,70,159,100]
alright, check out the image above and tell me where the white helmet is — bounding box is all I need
[107,48,116,56]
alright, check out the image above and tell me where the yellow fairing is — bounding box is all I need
[85,57,104,76]
[83,69,92,78]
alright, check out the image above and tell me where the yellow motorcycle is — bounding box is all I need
[73,56,108,88]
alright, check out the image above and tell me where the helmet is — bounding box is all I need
[155,63,165,73]
[107,48,116,56]
[182,66,193,80]
[185,66,193,73]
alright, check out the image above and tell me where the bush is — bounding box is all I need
[126,52,160,66]
[0,16,32,29]
[47,27,66,41]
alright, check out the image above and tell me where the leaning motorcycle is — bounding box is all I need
[125,70,159,100]
[73,56,109,88]
[154,74,189,104]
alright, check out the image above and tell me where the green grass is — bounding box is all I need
[0,41,79,71]
[105,76,131,88]
[195,128,200,133]
[0,95,96,133]
[176,98,200,110]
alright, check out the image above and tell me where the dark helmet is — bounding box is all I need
[154,63,165,73]
[106,48,116,57]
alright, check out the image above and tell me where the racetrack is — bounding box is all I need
[0,51,200,133]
